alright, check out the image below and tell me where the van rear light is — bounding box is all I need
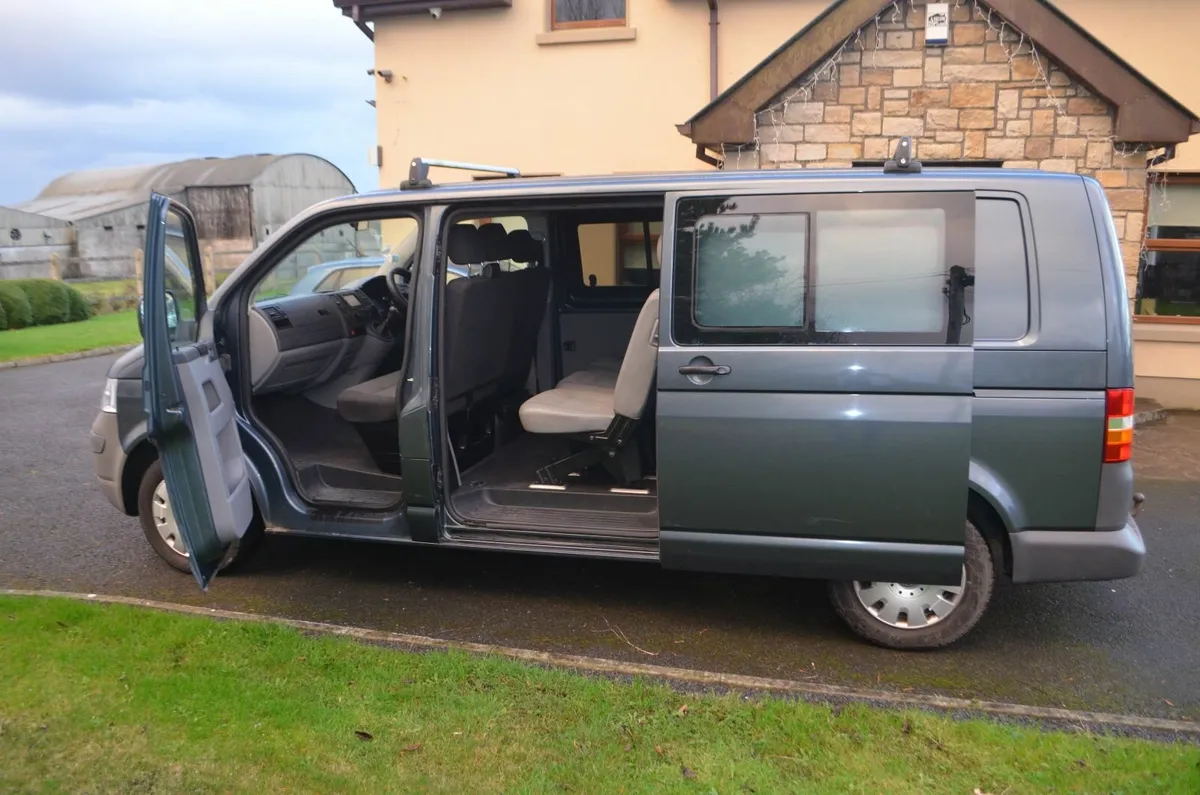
[1104,388,1134,463]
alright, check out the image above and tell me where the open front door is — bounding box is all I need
[657,187,975,585]
[142,193,253,590]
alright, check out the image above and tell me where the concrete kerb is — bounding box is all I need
[4,588,1198,740]
[0,344,137,370]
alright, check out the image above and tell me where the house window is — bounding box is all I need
[1137,179,1200,321]
[552,0,626,30]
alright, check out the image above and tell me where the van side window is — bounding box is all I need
[694,213,807,328]
[814,208,947,334]
[672,192,974,346]
[974,199,1030,342]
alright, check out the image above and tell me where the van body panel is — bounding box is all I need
[1083,176,1135,388]
[660,530,965,585]
[971,391,1105,530]
[973,350,1107,390]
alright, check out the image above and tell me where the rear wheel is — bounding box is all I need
[827,520,995,650]
[136,460,264,574]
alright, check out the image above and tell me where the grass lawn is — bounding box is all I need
[71,279,138,300]
[1,596,1196,794]
[0,311,139,362]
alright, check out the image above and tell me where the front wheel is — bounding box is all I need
[136,460,264,574]
[827,520,995,650]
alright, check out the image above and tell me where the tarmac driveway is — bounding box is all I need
[1,354,1197,721]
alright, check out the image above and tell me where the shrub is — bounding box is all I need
[65,284,94,322]
[0,295,6,331]
[0,282,33,329]
[12,279,71,326]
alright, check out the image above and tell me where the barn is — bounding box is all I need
[1,153,355,281]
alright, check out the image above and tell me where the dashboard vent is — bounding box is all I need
[261,305,292,329]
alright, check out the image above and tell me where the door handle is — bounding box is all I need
[678,364,731,376]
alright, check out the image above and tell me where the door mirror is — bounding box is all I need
[138,292,179,339]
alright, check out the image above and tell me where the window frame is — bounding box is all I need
[671,191,976,347]
[550,0,627,31]
[1136,172,1200,325]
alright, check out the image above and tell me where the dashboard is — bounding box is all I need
[248,276,399,394]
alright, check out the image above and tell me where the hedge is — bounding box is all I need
[65,285,94,322]
[0,282,33,330]
[0,280,93,329]
[12,279,71,326]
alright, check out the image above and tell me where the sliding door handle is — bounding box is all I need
[678,364,731,376]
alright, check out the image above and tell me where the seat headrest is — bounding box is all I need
[506,229,542,264]
[447,224,484,264]
[477,222,509,262]
[481,262,501,279]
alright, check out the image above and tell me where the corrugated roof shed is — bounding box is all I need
[14,154,287,222]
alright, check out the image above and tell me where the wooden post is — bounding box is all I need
[49,252,60,280]
[204,246,216,291]
[134,249,144,297]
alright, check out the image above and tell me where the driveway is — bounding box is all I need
[1,354,1197,721]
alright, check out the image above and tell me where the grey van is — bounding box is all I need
[90,142,1145,649]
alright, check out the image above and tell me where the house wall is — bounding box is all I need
[370,0,831,187]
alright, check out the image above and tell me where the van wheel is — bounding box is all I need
[136,460,264,574]
[827,520,995,650]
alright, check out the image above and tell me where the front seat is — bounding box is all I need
[336,223,483,426]
[518,289,660,484]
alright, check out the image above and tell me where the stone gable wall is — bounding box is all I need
[747,0,1148,293]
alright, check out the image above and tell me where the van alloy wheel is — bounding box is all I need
[151,480,188,558]
[827,519,996,650]
[851,572,965,629]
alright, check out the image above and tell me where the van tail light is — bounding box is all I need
[1104,388,1134,463]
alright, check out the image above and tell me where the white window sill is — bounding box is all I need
[536,27,636,46]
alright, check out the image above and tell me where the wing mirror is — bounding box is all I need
[138,291,180,340]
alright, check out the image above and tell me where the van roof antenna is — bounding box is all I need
[884,137,921,174]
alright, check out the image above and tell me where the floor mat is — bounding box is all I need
[255,394,380,473]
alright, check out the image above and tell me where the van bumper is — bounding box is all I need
[1009,517,1145,583]
[91,411,127,514]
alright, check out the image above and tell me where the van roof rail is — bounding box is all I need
[401,158,521,190]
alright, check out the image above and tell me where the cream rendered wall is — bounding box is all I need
[370,1,831,187]
[1051,0,1200,171]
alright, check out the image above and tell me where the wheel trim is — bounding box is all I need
[852,569,966,630]
[151,480,188,558]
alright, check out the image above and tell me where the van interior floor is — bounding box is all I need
[451,433,658,539]
[254,394,403,510]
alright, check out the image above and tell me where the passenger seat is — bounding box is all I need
[557,234,661,391]
[520,290,658,434]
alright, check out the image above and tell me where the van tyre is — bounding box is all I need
[827,520,995,650]
[136,460,264,575]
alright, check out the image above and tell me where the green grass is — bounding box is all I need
[0,596,1195,794]
[70,279,137,301]
[0,310,139,362]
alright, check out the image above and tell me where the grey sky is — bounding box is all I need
[0,0,377,205]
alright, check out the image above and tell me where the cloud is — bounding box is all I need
[0,0,378,205]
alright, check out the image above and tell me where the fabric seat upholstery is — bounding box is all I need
[519,289,659,434]
[336,370,402,424]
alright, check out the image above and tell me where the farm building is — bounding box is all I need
[0,153,356,281]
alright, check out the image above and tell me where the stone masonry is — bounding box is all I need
[748,0,1149,295]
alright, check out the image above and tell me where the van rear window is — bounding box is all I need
[974,199,1031,342]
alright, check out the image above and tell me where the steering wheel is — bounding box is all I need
[385,263,411,306]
